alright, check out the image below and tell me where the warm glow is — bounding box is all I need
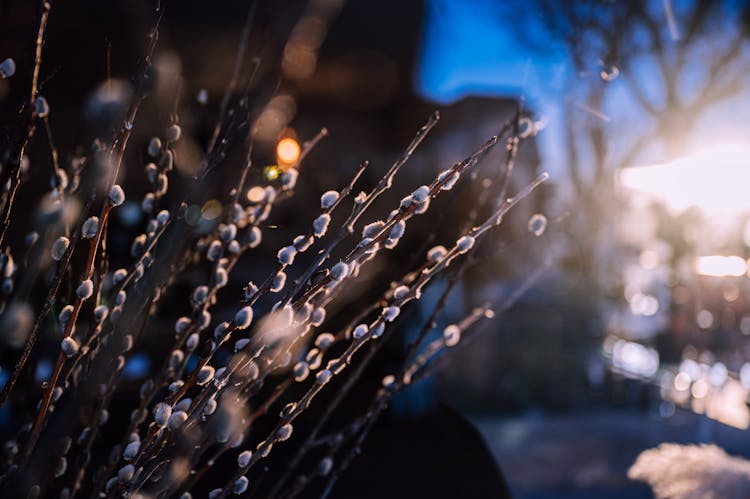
[620,144,750,216]
[694,255,747,277]
[276,138,301,165]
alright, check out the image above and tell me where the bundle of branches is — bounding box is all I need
[0,2,547,497]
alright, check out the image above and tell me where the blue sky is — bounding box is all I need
[415,0,750,177]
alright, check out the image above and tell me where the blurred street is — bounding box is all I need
[476,408,750,498]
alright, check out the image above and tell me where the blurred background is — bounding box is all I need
[3,0,750,497]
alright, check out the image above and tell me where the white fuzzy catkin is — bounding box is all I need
[59,305,74,325]
[456,235,475,254]
[293,361,310,382]
[147,137,162,157]
[313,214,330,237]
[167,411,188,430]
[393,285,409,300]
[383,306,400,322]
[320,190,339,209]
[330,262,349,281]
[271,272,286,292]
[314,333,335,350]
[214,267,228,287]
[142,193,155,213]
[352,324,368,339]
[0,58,16,79]
[412,185,430,203]
[233,476,249,495]
[156,210,170,226]
[248,226,262,248]
[200,310,212,328]
[54,457,67,477]
[123,441,140,461]
[61,337,79,357]
[277,245,297,265]
[203,398,217,416]
[234,306,253,329]
[294,234,314,251]
[94,305,109,322]
[444,324,461,346]
[311,307,326,326]
[76,279,94,299]
[427,245,447,262]
[175,317,191,334]
[192,286,209,305]
[414,196,430,214]
[234,338,250,352]
[438,169,459,190]
[319,457,334,476]
[282,168,298,188]
[316,369,332,384]
[371,322,385,338]
[82,217,99,238]
[362,221,384,238]
[108,185,125,206]
[169,350,184,370]
[213,322,229,340]
[51,236,69,261]
[207,240,223,261]
[186,334,199,351]
[389,221,406,240]
[196,366,215,385]
[166,124,182,142]
[276,424,293,441]
[118,464,135,483]
[221,223,237,242]
[154,403,171,428]
[172,397,193,412]
[113,268,128,285]
[34,96,49,118]
[237,450,253,467]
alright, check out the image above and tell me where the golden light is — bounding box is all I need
[276,138,300,166]
[619,144,750,216]
[694,255,747,277]
[263,165,281,181]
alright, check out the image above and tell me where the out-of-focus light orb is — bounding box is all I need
[680,359,701,381]
[674,371,691,391]
[723,283,740,302]
[639,249,660,270]
[611,339,659,378]
[659,400,675,418]
[697,309,714,329]
[691,379,709,399]
[201,200,222,221]
[709,362,728,387]
[695,255,747,277]
[247,186,266,204]
[620,144,750,216]
[527,213,547,236]
[741,316,750,335]
[276,138,300,166]
[264,165,281,181]
[629,292,659,316]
